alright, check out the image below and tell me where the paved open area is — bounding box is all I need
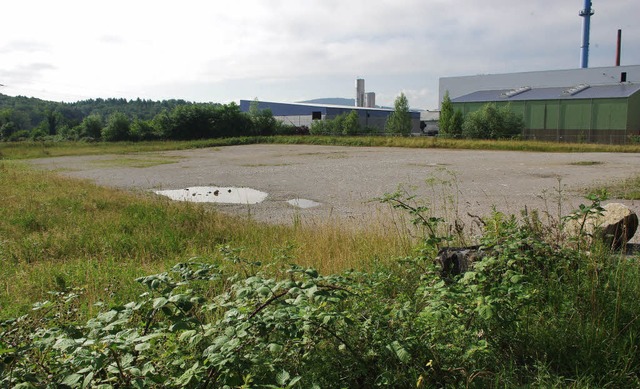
[30,144,639,239]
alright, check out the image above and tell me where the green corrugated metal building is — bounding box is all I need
[451,83,640,144]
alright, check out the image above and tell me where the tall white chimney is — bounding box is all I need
[356,78,365,107]
[365,92,376,108]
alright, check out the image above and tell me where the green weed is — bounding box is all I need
[1,142,640,386]
[590,174,640,200]
[2,195,639,387]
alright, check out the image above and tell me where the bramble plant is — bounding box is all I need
[2,193,640,387]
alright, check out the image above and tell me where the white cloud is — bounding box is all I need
[1,0,638,108]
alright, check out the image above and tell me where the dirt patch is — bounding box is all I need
[29,144,640,240]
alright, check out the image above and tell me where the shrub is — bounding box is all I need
[251,108,278,136]
[3,196,640,387]
[7,129,31,142]
[341,110,360,135]
[79,114,104,140]
[101,112,132,141]
[130,118,158,141]
[462,103,524,140]
[309,118,331,135]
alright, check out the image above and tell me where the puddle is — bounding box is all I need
[287,198,321,209]
[155,187,268,204]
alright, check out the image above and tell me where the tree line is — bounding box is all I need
[0,94,297,142]
[309,92,413,137]
[439,91,525,139]
[1,91,526,142]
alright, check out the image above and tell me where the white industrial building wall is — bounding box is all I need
[274,115,314,127]
[439,65,640,108]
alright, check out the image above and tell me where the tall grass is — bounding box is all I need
[590,174,640,200]
[0,161,411,318]
[3,172,639,386]
[0,138,263,160]
[2,139,640,386]
[2,136,640,160]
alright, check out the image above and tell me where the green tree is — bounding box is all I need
[1,122,17,140]
[58,125,82,141]
[130,118,157,141]
[385,92,411,136]
[450,109,464,138]
[160,104,217,140]
[461,103,524,140]
[213,102,252,138]
[0,109,15,140]
[79,114,103,140]
[248,97,260,118]
[30,128,50,141]
[342,110,360,135]
[253,109,277,136]
[249,100,278,136]
[330,113,347,135]
[439,91,463,138]
[43,109,64,135]
[151,109,173,139]
[101,112,131,141]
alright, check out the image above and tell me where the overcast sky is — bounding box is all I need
[1,0,638,109]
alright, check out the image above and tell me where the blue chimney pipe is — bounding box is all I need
[579,0,594,68]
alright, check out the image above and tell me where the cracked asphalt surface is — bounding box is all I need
[30,144,639,240]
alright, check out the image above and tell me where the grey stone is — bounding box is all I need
[436,245,484,280]
[599,203,638,249]
[566,203,638,250]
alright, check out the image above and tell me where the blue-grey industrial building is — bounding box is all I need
[239,100,421,134]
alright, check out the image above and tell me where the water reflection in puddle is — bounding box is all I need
[287,198,321,209]
[155,187,268,204]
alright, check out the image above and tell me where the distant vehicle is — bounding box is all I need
[420,120,439,136]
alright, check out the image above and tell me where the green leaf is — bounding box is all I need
[169,320,191,332]
[53,338,77,351]
[82,371,94,389]
[152,297,168,309]
[61,373,83,386]
[257,286,272,296]
[97,310,118,323]
[121,353,134,368]
[510,274,524,283]
[268,343,283,353]
[387,341,410,363]
[276,369,290,386]
[135,342,151,351]
[305,268,319,278]
[179,329,197,342]
[289,376,302,386]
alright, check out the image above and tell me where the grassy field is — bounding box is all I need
[1,137,639,317]
[0,159,414,319]
[2,138,640,387]
[2,135,640,161]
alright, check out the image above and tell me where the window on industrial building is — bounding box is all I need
[312,111,322,120]
[621,72,627,82]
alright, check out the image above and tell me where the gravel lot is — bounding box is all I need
[30,144,640,239]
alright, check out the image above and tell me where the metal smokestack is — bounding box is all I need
[579,0,594,68]
[616,29,622,66]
